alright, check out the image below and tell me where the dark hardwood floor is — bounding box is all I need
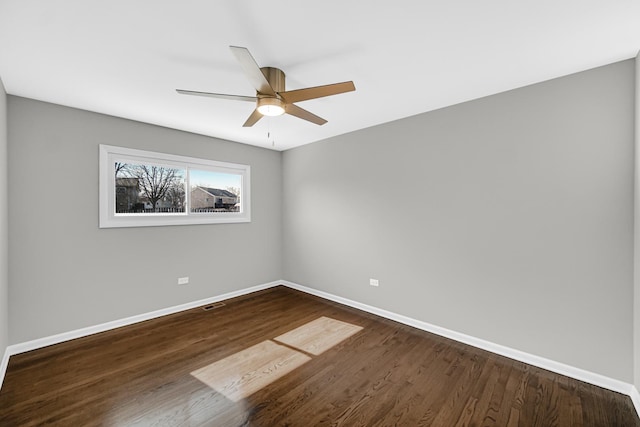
[0,286,638,426]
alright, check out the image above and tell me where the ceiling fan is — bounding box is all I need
[176,46,356,127]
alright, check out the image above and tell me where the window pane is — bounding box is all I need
[190,169,242,213]
[115,162,186,214]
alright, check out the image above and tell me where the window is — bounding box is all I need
[100,145,250,228]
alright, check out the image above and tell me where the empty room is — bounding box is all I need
[2,1,640,426]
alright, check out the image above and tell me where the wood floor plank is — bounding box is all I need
[0,286,638,426]
[469,358,503,426]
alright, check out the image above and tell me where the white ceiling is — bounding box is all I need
[1,1,639,151]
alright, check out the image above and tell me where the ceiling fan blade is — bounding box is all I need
[229,46,276,96]
[279,81,355,104]
[176,89,257,102]
[285,104,327,126]
[242,109,263,127]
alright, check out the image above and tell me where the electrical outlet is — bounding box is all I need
[369,278,379,287]
[178,277,189,285]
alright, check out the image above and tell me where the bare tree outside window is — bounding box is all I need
[165,179,186,211]
[136,165,183,212]
[114,161,130,177]
[225,187,240,197]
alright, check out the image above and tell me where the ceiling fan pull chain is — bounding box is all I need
[268,119,275,147]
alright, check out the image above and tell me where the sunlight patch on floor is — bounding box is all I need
[191,316,363,401]
[191,340,311,402]
[274,316,364,356]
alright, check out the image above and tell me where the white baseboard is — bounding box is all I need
[5,280,280,357]
[0,346,9,390]
[282,280,639,413]
[631,386,640,420]
[2,278,639,420]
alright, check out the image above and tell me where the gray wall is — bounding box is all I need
[0,78,7,359]
[635,52,640,390]
[283,60,635,382]
[8,97,282,343]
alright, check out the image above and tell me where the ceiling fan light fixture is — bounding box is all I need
[257,97,285,116]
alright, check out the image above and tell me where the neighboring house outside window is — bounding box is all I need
[191,187,239,211]
[115,177,140,213]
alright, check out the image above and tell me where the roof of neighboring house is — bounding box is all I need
[115,177,139,187]
[196,187,237,198]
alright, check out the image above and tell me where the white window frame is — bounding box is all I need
[99,145,250,228]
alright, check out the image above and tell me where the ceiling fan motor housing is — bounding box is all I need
[260,67,285,92]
